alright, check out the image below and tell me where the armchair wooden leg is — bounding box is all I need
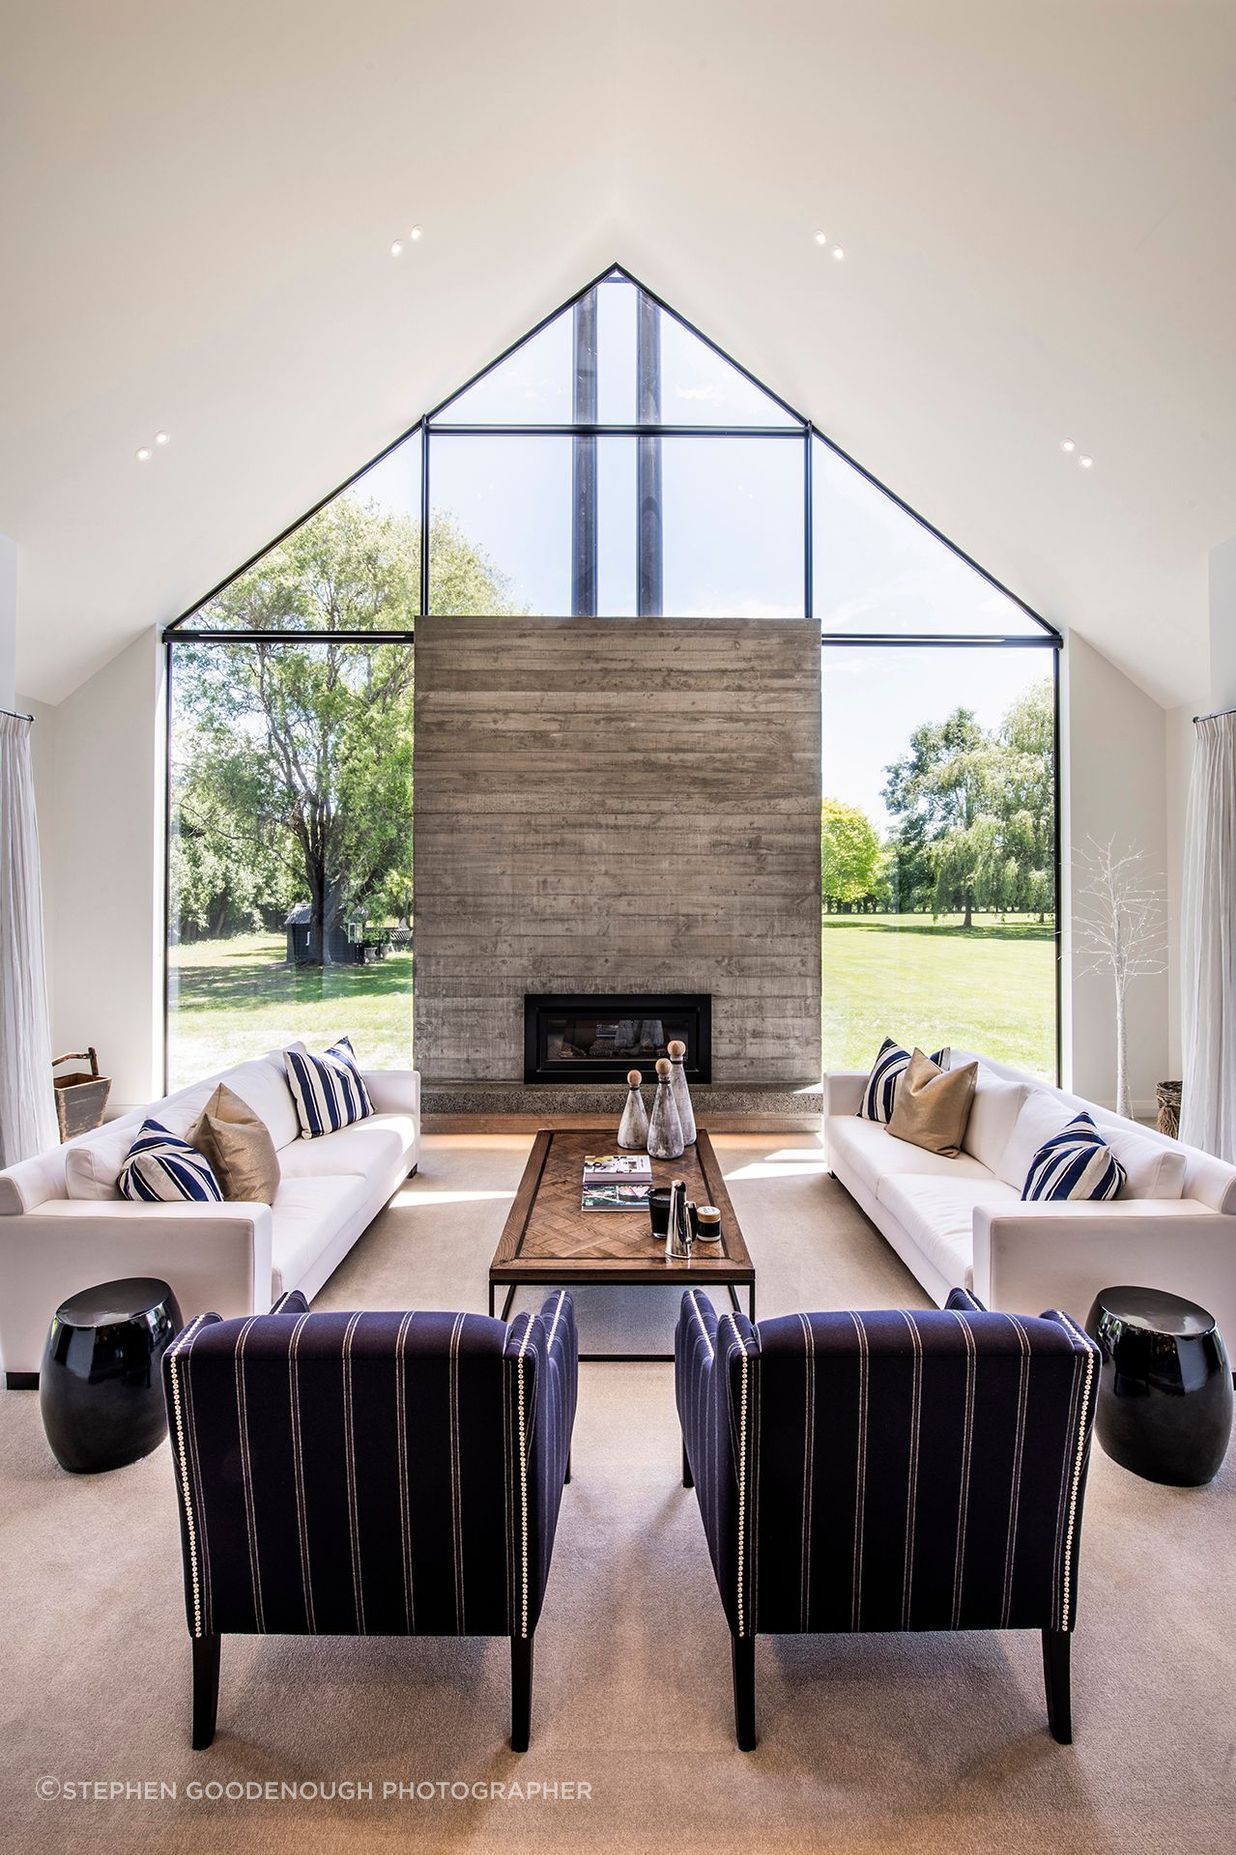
[1041,1628,1072,1744]
[510,1634,534,1752]
[731,1632,756,1751]
[681,1439,693,1488]
[192,1635,220,1750]
[564,1449,571,1484]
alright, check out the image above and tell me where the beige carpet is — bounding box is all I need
[2,1133,1233,1855]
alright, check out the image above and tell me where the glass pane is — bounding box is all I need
[662,436,805,615]
[813,436,1050,637]
[821,645,1056,1078]
[432,306,574,425]
[181,430,421,631]
[168,639,414,1089]
[428,434,570,613]
[434,276,800,428]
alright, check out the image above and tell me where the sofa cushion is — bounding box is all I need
[858,1038,951,1123]
[1022,1112,1125,1203]
[64,1115,143,1200]
[1102,1124,1188,1201]
[996,1090,1078,1191]
[269,1175,371,1297]
[159,1056,301,1151]
[285,1039,374,1138]
[887,1050,978,1156]
[876,1172,1021,1290]
[117,1120,224,1204]
[827,1114,992,1196]
[188,1083,281,1204]
[278,1112,417,1182]
[962,1071,1028,1174]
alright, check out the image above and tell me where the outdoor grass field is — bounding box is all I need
[822,911,1057,1078]
[168,933,414,1088]
[168,914,1056,1089]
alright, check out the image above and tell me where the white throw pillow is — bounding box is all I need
[962,1072,1028,1174]
[1101,1123,1188,1201]
[64,1120,141,1200]
[996,1091,1079,1191]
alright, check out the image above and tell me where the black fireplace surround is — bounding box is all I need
[524,994,712,1084]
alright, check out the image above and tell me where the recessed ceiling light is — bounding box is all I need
[832,246,845,261]
[154,431,170,447]
[390,240,404,257]
[136,447,151,462]
[409,225,423,241]
[1079,455,1094,469]
[1060,439,1076,454]
[814,230,828,246]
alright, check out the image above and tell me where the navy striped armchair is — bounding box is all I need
[675,1286,1099,1750]
[163,1289,577,1752]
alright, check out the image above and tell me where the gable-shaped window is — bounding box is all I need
[166,264,1059,1089]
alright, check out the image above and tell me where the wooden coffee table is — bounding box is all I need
[488,1129,755,1361]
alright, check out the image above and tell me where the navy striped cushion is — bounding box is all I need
[284,1038,374,1139]
[858,1039,951,1123]
[118,1118,223,1203]
[1022,1111,1126,1202]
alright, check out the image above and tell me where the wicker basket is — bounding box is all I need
[53,1048,111,1141]
[1156,1080,1182,1140]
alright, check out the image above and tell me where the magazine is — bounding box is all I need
[581,1182,653,1212]
[582,1152,652,1182]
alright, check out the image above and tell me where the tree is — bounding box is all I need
[1073,836,1167,1118]
[882,709,999,927]
[173,495,519,962]
[821,799,882,909]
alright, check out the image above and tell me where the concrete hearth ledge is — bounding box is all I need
[421,1079,824,1133]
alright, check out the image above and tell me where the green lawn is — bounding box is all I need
[169,915,1056,1091]
[168,933,413,1089]
[822,911,1057,1078]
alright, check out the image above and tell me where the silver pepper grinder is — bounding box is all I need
[617,1067,649,1149]
[647,1056,685,1160]
[666,1038,696,1145]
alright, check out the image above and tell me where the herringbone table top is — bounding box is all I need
[489,1128,753,1285]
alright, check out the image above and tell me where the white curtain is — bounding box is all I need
[0,713,57,1166]
[1180,711,1236,1160]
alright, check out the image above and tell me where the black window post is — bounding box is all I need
[571,289,598,616]
[637,290,663,616]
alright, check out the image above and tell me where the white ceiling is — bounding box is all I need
[3,0,1235,706]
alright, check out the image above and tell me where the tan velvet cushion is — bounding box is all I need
[188,1083,280,1204]
[887,1049,978,1158]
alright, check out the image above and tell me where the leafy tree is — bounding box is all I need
[821,799,882,909]
[880,682,1054,926]
[173,495,518,962]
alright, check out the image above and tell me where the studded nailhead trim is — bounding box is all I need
[166,1315,213,1639]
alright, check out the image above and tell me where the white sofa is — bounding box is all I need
[826,1049,1236,1344]
[0,1047,420,1384]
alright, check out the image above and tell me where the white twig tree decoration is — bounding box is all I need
[1073,836,1167,1119]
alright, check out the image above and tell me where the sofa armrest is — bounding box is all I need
[824,1071,867,1118]
[362,1068,421,1118]
[972,1199,1236,1334]
[0,1201,274,1379]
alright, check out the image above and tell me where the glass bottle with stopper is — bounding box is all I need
[646,1056,685,1159]
[666,1038,696,1145]
[617,1068,649,1149]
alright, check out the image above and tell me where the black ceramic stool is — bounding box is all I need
[1085,1285,1232,1487]
[40,1277,183,1473]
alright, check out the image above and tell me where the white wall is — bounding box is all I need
[22,629,165,1115]
[1063,633,1170,1114]
[0,534,15,711]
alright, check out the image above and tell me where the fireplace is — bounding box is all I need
[523,994,712,1084]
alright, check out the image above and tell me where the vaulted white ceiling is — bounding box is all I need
[4,0,1235,705]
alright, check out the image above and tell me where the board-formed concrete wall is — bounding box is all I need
[414,614,822,1083]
